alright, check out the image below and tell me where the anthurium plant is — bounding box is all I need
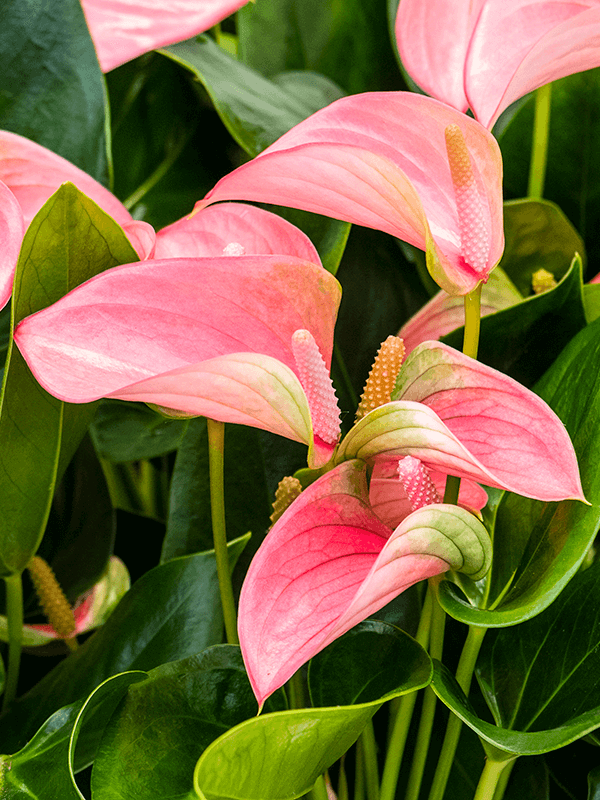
[1,1,600,799]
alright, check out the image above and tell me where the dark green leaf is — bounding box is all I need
[443,253,587,387]
[0,0,108,180]
[0,184,138,576]
[91,647,285,800]
[0,540,247,755]
[162,35,345,158]
[193,622,430,800]
[91,401,189,463]
[162,420,270,563]
[589,766,600,800]
[438,314,600,627]
[238,0,402,95]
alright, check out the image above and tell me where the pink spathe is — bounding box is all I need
[396,0,600,129]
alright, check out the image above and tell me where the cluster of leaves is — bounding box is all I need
[1,1,600,799]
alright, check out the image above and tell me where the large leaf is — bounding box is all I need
[162,420,270,563]
[0,672,146,799]
[0,540,247,755]
[0,184,137,576]
[193,622,430,800]
[0,0,108,181]
[237,0,401,95]
[91,648,285,800]
[443,254,587,387]
[437,315,600,627]
[161,34,345,158]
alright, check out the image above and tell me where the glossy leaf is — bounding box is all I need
[91,647,285,800]
[0,672,146,799]
[0,184,137,576]
[443,253,587,387]
[194,623,430,800]
[162,419,270,562]
[0,0,108,180]
[162,35,345,158]
[437,315,600,627]
[81,0,250,72]
[0,540,247,755]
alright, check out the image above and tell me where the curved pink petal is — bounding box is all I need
[0,180,24,310]
[466,1,600,128]
[123,220,156,260]
[154,202,320,263]
[0,130,132,229]
[397,267,522,355]
[395,341,585,502]
[395,0,485,113]
[81,0,250,72]
[370,460,488,530]
[196,92,504,295]
[238,460,393,704]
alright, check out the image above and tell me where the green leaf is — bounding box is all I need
[0,540,247,756]
[162,420,270,563]
[91,401,189,463]
[432,659,600,757]
[238,0,401,95]
[0,0,108,180]
[437,315,600,627]
[193,622,430,800]
[161,35,345,158]
[0,672,145,799]
[0,184,138,576]
[584,283,600,324]
[476,558,600,739]
[443,247,587,389]
[500,68,600,273]
[91,647,286,800]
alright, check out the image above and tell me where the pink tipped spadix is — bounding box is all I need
[445,124,491,282]
[398,456,442,511]
[292,329,341,448]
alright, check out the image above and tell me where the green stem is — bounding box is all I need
[427,625,487,800]
[123,128,191,210]
[474,758,515,800]
[361,720,380,800]
[207,419,238,645]
[463,284,482,359]
[287,669,306,710]
[309,775,330,800]
[528,83,552,200]
[2,573,23,711]
[354,737,366,800]
[380,589,433,800]
[493,758,517,800]
[338,755,350,800]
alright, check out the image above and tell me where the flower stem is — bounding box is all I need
[123,127,191,210]
[463,283,482,359]
[473,757,515,800]
[361,720,380,800]
[528,83,552,200]
[2,573,23,712]
[207,419,238,645]
[427,625,487,800]
[379,588,433,800]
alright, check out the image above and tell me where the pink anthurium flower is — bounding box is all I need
[194,91,504,295]
[14,249,342,468]
[0,179,24,310]
[396,0,600,130]
[239,459,493,705]
[81,0,250,72]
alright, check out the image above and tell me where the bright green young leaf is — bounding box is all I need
[432,660,600,757]
[162,420,270,563]
[0,540,247,757]
[477,558,600,738]
[443,253,587,387]
[437,315,600,627]
[0,0,108,181]
[238,0,400,95]
[500,68,600,272]
[0,672,145,800]
[161,34,345,158]
[193,622,430,800]
[91,647,286,800]
[0,184,138,576]
[91,401,189,463]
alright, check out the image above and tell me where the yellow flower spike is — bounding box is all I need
[270,476,303,528]
[356,336,406,421]
[532,268,557,295]
[27,555,77,650]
